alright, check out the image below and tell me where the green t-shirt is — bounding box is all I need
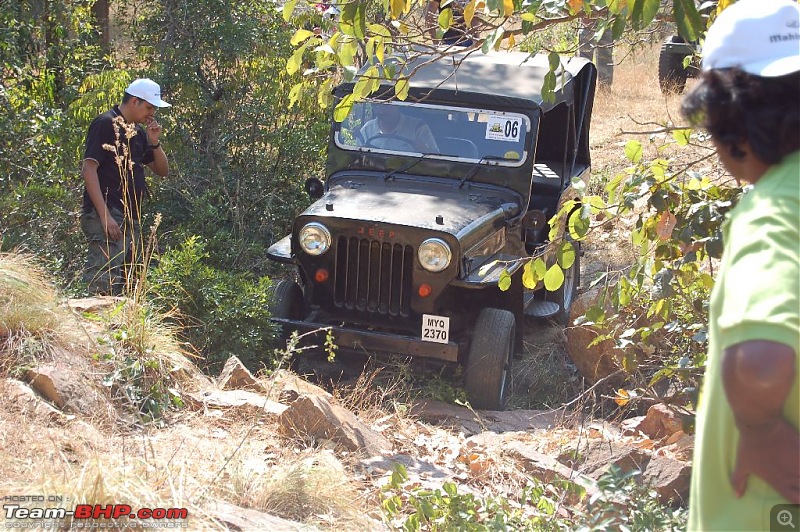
[689,150,800,531]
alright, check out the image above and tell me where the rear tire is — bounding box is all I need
[464,308,515,410]
[658,37,689,94]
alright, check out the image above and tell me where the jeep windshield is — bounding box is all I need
[335,101,530,166]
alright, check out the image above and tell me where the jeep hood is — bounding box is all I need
[300,175,521,236]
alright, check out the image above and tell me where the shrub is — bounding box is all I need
[148,236,278,374]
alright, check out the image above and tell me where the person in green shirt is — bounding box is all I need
[681,0,800,529]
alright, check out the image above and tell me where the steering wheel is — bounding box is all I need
[364,134,416,151]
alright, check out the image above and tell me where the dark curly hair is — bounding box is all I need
[681,69,800,164]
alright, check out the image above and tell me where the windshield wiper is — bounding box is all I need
[383,153,438,181]
[458,155,509,188]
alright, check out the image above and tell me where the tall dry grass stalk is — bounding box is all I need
[0,253,63,338]
[223,449,375,530]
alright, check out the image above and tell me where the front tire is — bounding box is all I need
[464,308,515,410]
[553,240,580,325]
[269,279,305,321]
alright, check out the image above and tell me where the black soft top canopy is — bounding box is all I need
[335,50,592,113]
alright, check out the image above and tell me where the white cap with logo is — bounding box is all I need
[125,78,172,108]
[702,0,800,77]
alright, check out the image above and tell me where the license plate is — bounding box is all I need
[421,314,450,344]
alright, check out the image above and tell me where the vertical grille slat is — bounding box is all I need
[335,236,412,317]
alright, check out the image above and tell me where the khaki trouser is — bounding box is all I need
[81,208,141,295]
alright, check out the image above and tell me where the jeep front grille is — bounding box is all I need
[334,237,413,316]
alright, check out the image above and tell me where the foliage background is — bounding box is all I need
[1,0,328,370]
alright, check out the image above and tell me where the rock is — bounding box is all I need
[638,404,689,440]
[573,439,691,505]
[209,500,321,531]
[187,389,288,416]
[217,356,266,393]
[620,415,646,436]
[359,454,453,483]
[641,455,692,506]
[278,394,391,456]
[66,296,126,314]
[564,286,624,384]
[577,440,651,478]
[4,378,66,419]
[411,399,563,435]
[25,363,115,422]
[270,369,333,403]
[504,441,598,501]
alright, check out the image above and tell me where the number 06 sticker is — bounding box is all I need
[486,115,521,142]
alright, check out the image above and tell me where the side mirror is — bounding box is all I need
[304,177,324,199]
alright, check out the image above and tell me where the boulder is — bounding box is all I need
[641,455,692,506]
[25,362,115,422]
[187,389,287,416]
[217,356,266,393]
[638,403,690,440]
[269,369,333,403]
[278,394,391,456]
[564,285,624,384]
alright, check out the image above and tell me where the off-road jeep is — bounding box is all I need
[267,50,597,409]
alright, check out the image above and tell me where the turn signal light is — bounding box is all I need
[315,268,329,283]
[418,283,432,298]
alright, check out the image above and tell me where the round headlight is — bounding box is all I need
[418,238,452,272]
[298,222,331,256]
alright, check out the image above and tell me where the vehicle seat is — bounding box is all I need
[438,136,479,158]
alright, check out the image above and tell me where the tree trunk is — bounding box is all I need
[92,0,111,53]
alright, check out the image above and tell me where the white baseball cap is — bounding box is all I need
[702,0,800,77]
[125,78,172,108]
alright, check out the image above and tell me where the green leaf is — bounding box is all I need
[568,209,590,239]
[498,269,512,291]
[533,258,546,279]
[291,29,314,46]
[629,0,660,30]
[544,264,565,291]
[333,93,355,122]
[672,128,691,146]
[624,140,643,163]
[557,241,576,269]
[674,0,705,42]
[286,46,305,75]
[288,83,303,108]
[395,77,410,100]
[282,0,298,21]
[354,4,367,40]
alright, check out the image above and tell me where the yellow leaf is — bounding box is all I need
[391,0,405,18]
[503,0,513,17]
[567,0,583,15]
[614,389,630,406]
[506,32,515,50]
[464,0,476,28]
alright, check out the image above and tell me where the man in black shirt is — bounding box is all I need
[80,78,170,295]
